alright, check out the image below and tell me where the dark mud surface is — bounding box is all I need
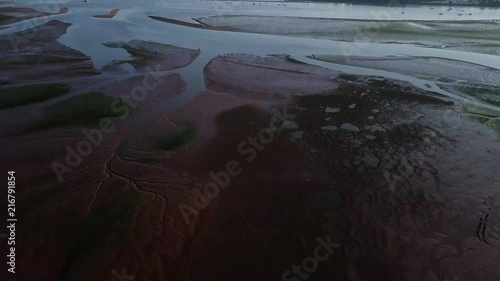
[0,49,499,281]
[0,20,99,84]
[94,9,119,19]
[103,39,200,72]
[148,15,231,31]
[0,7,68,26]
[204,53,339,99]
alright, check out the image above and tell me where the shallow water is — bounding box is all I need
[2,2,500,117]
[2,3,500,281]
[2,2,500,112]
[37,0,500,21]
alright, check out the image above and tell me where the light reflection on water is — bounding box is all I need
[1,2,499,110]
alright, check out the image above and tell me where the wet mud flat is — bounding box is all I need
[0,6,68,26]
[196,15,500,51]
[190,55,500,281]
[94,8,119,19]
[0,27,219,280]
[309,54,500,85]
[149,15,231,31]
[204,53,339,99]
[103,39,201,72]
[0,74,196,281]
[0,27,499,281]
[0,20,99,84]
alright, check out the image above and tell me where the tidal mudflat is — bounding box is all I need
[196,15,500,53]
[0,20,99,84]
[0,1,499,281]
[0,6,68,26]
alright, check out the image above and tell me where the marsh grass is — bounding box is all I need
[464,104,500,138]
[457,86,500,107]
[487,120,500,135]
[27,92,128,131]
[365,25,500,41]
[0,83,70,110]
[121,44,160,58]
[338,74,361,82]
[155,126,197,151]
[463,104,500,118]
[0,14,12,24]
[104,41,167,59]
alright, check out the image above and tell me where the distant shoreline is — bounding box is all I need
[287,1,500,8]
[286,0,500,9]
[203,0,500,8]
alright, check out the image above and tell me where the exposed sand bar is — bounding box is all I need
[148,15,230,31]
[196,15,500,52]
[93,8,119,19]
[204,53,339,98]
[0,20,99,84]
[0,7,68,26]
[103,39,200,71]
[309,54,500,85]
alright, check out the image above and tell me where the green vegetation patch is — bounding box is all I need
[122,44,156,58]
[457,86,500,107]
[0,83,70,110]
[463,103,500,118]
[467,115,491,124]
[155,126,197,151]
[487,120,500,136]
[464,103,500,138]
[104,41,175,59]
[338,74,361,82]
[0,14,13,24]
[27,92,128,131]
[364,25,500,41]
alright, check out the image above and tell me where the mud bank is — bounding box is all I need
[186,59,500,281]
[0,7,68,26]
[196,15,500,53]
[149,15,230,31]
[0,20,99,84]
[93,8,119,19]
[103,39,200,72]
[204,53,339,99]
[309,54,500,85]
[1,51,499,281]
